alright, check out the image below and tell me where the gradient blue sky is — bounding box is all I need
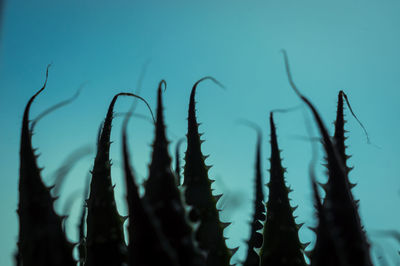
[1,1,399,265]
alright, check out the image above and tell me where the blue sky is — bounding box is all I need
[1,0,399,265]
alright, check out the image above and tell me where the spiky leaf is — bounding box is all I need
[86,92,151,266]
[183,77,231,266]
[259,113,306,266]
[17,66,75,266]
[243,126,265,266]
[282,50,373,266]
[175,138,185,186]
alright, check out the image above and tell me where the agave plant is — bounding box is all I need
[15,64,380,266]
